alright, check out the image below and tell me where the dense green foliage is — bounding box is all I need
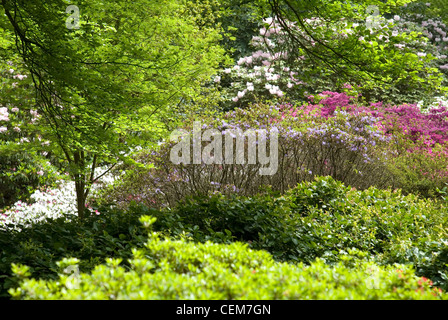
[3,177,448,299]
[147,176,448,289]
[0,207,147,299]
[9,216,446,300]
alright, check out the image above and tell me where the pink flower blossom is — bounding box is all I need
[0,107,9,121]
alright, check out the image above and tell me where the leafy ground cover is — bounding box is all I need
[1,176,448,299]
[8,216,447,300]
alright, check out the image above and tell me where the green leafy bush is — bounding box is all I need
[0,143,63,210]
[386,139,448,198]
[285,177,448,289]
[147,192,309,262]
[145,176,448,289]
[9,217,446,300]
[0,206,148,299]
[4,177,448,299]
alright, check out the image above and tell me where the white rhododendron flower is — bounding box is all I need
[0,166,118,231]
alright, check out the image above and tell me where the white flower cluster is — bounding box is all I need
[0,166,119,231]
[418,95,448,113]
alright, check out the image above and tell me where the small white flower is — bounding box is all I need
[237,91,245,98]
[263,17,273,25]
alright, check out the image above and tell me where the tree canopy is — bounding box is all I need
[0,0,229,218]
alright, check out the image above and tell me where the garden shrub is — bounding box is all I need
[3,177,448,299]
[217,11,447,108]
[375,103,448,197]
[143,176,448,289]
[387,141,448,197]
[147,192,314,263]
[281,177,448,290]
[0,166,118,231]
[287,95,448,197]
[0,60,62,209]
[8,217,446,300]
[103,89,448,212]
[0,205,148,299]
[100,98,393,209]
[0,151,60,209]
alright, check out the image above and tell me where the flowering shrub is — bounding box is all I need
[217,8,446,107]
[0,182,77,231]
[0,166,117,231]
[297,91,448,196]
[396,2,448,74]
[96,88,448,206]
[0,59,59,208]
[418,94,448,113]
[380,103,448,146]
[359,2,448,104]
[360,101,448,196]
[100,96,394,209]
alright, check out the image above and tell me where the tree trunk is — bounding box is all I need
[75,180,86,220]
[73,150,86,219]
